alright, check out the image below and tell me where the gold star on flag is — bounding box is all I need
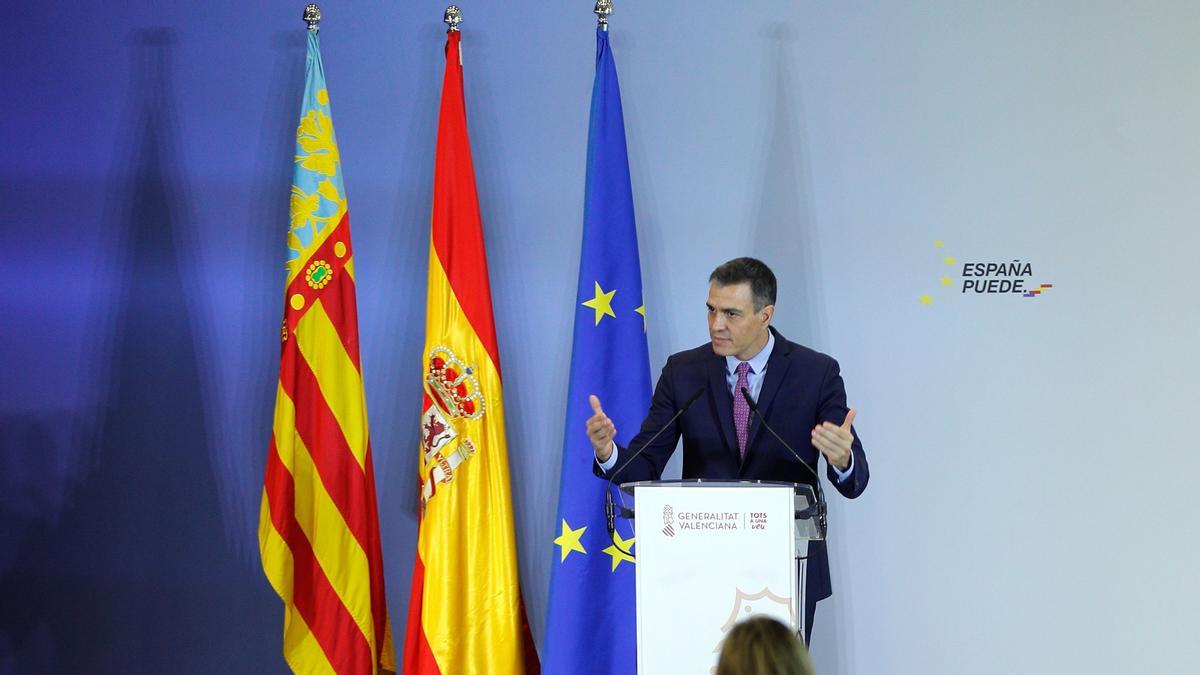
[634,304,646,332]
[581,281,617,326]
[553,519,587,562]
[602,530,635,571]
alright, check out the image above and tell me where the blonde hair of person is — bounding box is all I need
[716,615,815,675]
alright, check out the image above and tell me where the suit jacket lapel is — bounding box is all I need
[707,353,738,457]
[745,330,792,453]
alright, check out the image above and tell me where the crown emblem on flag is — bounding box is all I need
[420,346,486,507]
[424,346,485,420]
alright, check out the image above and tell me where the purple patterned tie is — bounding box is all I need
[733,361,751,459]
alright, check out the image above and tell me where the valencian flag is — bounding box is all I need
[259,25,395,675]
[402,27,539,675]
[543,27,650,675]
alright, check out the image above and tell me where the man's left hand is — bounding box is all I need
[811,409,856,471]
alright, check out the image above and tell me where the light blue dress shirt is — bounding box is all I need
[725,330,775,403]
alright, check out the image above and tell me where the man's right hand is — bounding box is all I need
[586,394,616,462]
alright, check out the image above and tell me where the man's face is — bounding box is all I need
[707,282,773,361]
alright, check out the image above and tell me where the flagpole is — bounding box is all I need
[595,0,612,30]
[302,3,321,31]
[444,4,462,32]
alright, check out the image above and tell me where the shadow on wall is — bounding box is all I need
[213,28,306,568]
[0,30,284,675]
[748,23,852,675]
[373,22,445,531]
[750,23,826,351]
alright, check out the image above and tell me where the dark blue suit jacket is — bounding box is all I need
[595,327,869,608]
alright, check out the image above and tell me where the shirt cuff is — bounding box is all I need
[597,442,619,472]
[832,452,854,483]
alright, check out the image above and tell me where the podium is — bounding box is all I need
[617,479,824,674]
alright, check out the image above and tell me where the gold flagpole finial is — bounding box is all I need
[444,5,463,32]
[303,4,321,31]
[595,0,613,30]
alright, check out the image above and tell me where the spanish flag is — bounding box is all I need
[402,28,539,675]
[259,27,395,674]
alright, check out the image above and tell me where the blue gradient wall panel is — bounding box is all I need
[5,2,1200,674]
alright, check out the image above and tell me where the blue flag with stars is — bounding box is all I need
[543,27,649,675]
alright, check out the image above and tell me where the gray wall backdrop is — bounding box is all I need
[4,1,1199,673]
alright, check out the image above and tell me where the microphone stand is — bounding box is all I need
[740,387,828,534]
[603,385,707,556]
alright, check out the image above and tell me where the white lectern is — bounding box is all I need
[617,479,824,675]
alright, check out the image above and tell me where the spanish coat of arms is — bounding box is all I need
[420,346,486,506]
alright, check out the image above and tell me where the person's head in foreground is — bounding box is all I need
[716,615,815,675]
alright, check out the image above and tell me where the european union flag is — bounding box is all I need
[543,27,649,675]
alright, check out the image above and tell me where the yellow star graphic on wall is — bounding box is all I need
[581,281,617,326]
[634,304,646,332]
[602,530,636,571]
[553,519,587,562]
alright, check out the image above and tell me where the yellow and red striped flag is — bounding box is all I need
[401,28,539,675]
[259,25,395,675]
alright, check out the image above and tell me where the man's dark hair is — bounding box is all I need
[709,257,777,311]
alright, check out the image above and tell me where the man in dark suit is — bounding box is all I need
[588,257,869,642]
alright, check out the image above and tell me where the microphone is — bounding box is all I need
[740,386,828,531]
[604,384,708,555]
